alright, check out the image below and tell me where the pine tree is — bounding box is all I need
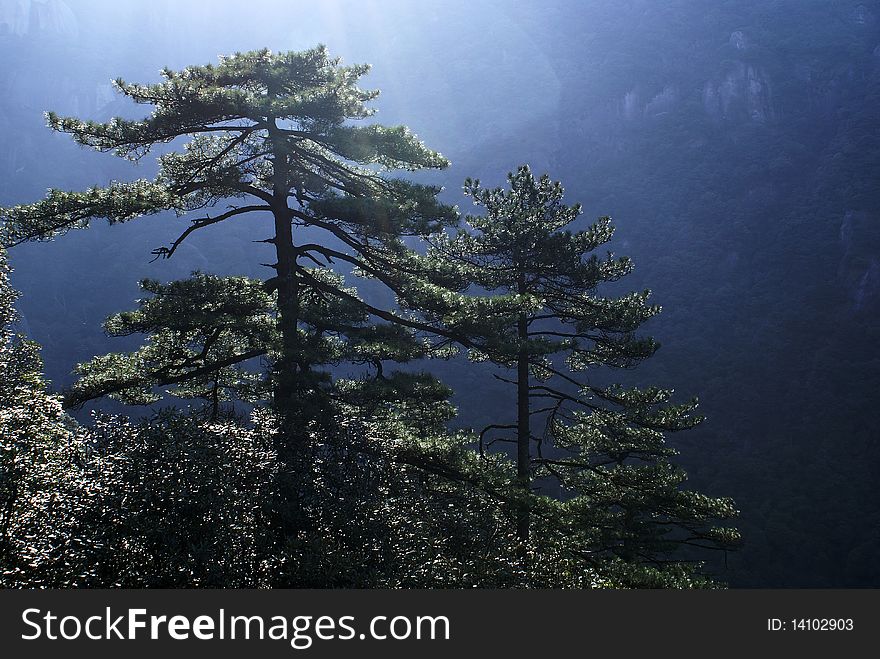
[0,48,557,588]
[425,166,739,583]
[0,48,470,567]
[0,47,456,418]
[65,274,273,417]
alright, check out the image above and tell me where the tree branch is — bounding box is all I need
[151,204,271,260]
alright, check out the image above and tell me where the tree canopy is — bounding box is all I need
[412,166,740,580]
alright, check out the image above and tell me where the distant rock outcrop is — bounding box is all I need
[838,210,880,313]
[643,85,678,118]
[729,30,750,51]
[851,4,875,26]
[0,0,27,35]
[0,0,77,39]
[703,61,774,123]
[621,89,640,121]
[613,85,679,122]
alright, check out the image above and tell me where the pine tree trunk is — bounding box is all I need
[272,200,299,412]
[267,111,300,415]
[516,297,531,543]
[267,112,305,580]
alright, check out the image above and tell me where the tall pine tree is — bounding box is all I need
[0,48,538,586]
[0,47,456,418]
[424,166,739,583]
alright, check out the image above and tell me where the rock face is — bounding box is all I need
[703,61,774,123]
[0,0,28,35]
[852,259,880,312]
[0,0,77,39]
[729,30,750,51]
[622,89,640,121]
[851,4,875,26]
[838,210,880,313]
[578,29,786,133]
[643,85,678,118]
[601,30,777,127]
[613,85,679,123]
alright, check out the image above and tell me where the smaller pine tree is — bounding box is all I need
[419,165,739,585]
